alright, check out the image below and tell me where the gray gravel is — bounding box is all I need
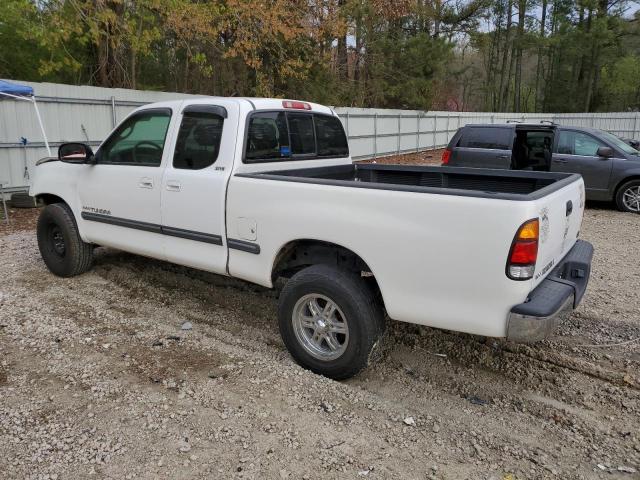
[1,206,639,479]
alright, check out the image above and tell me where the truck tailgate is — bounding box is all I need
[531,177,586,289]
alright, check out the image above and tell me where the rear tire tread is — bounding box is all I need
[278,264,385,380]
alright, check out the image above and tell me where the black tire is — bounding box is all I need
[615,179,640,214]
[37,203,93,277]
[10,192,38,208]
[278,264,385,380]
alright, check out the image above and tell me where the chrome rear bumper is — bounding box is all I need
[506,240,593,343]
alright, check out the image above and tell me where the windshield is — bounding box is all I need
[600,131,640,155]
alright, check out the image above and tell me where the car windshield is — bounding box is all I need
[600,131,640,155]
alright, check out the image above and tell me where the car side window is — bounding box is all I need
[557,131,606,156]
[100,110,171,166]
[173,112,224,170]
[459,127,511,150]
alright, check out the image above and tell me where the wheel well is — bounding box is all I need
[35,194,66,206]
[614,176,640,198]
[272,240,385,309]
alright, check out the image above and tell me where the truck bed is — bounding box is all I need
[236,164,579,201]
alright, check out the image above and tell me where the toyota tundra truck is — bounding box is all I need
[30,98,594,379]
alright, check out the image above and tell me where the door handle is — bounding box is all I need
[497,155,510,159]
[139,177,154,189]
[553,158,568,164]
[166,180,181,192]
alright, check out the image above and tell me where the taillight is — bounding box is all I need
[506,218,539,280]
[282,100,311,110]
[441,149,451,165]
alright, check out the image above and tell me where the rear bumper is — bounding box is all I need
[506,240,594,342]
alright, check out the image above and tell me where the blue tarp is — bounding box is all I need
[0,80,34,97]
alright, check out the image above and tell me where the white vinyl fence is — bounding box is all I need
[2,79,640,192]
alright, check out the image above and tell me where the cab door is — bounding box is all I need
[551,129,613,198]
[160,101,239,274]
[77,108,174,259]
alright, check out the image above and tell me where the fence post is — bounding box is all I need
[634,113,638,139]
[432,114,437,149]
[345,111,350,140]
[416,114,420,152]
[397,113,401,154]
[110,96,117,128]
[445,114,450,145]
[373,113,378,159]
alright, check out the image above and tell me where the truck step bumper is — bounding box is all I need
[506,240,594,343]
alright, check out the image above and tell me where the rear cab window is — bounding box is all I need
[245,111,348,162]
[458,127,512,150]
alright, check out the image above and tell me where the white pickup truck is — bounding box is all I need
[31,98,594,379]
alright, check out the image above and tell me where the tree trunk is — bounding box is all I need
[498,0,513,111]
[336,0,348,80]
[513,0,527,112]
[534,0,547,111]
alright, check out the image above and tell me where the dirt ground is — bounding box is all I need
[356,149,445,166]
[1,196,639,479]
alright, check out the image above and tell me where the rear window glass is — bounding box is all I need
[315,115,349,157]
[246,112,290,160]
[459,127,512,150]
[288,113,316,155]
[245,112,348,162]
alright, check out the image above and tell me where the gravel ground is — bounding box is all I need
[356,149,445,166]
[1,203,639,480]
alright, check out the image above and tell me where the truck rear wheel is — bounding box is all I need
[615,179,640,213]
[278,264,384,380]
[37,203,93,277]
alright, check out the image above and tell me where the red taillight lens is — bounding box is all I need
[282,100,311,110]
[510,241,538,264]
[441,149,451,165]
[507,218,539,280]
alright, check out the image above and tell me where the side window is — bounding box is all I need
[288,113,315,155]
[557,131,605,156]
[459,127,512,150]
[315,115,348,157]
[246,112,290,160]
[100,110,171,166]
[574,132,605,156]
[173,112,224,170]
[557,131,575,154]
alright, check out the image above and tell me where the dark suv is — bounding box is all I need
[442,123,640,213]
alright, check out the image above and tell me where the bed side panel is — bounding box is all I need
[226,176,536,338]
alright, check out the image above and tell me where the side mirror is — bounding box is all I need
[59,143,95,164]
[596,146,614,158]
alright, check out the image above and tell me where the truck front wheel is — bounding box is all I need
[37,203,93,277]
[278,264,384,380]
